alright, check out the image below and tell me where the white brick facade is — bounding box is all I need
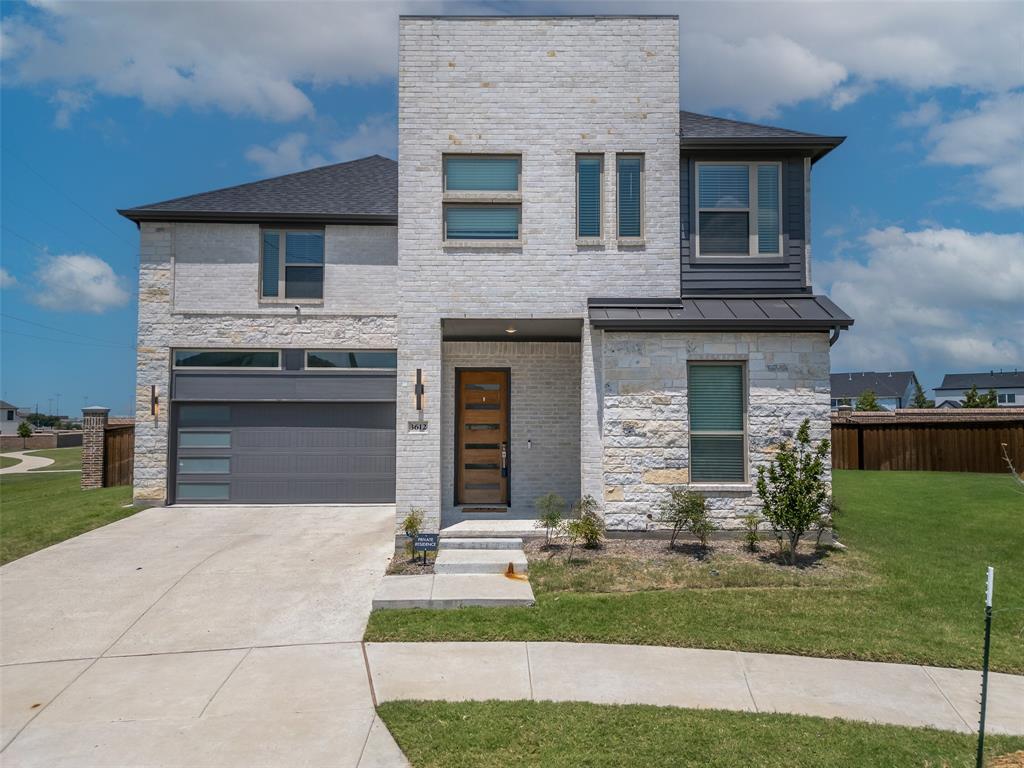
[397,16,681,528]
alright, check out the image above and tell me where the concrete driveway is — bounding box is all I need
[0,504,407,767]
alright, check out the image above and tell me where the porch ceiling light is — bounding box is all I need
[505,325,517,334]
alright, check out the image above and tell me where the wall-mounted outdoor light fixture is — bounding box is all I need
[414,368,426,413]
[150,384,160,416]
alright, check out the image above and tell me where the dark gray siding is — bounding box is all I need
[172,371,396,402]
[681,155,809,294]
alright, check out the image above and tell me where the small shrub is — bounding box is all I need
[755,418,831,565]
[534,492,567,546]
[652,488,713,549]
[402,508,424,539]
[565,495,604,562]
[742,513,762,552]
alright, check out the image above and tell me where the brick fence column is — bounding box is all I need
[81,406,110,489]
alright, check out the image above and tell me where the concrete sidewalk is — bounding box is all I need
[366,642,1024,735]
[0,451,56,474]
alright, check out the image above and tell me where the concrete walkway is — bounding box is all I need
[366,642,1024,735]
[0,451,56,474]
[1,504,408,767]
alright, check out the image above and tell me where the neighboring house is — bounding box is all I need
[0,401,29,436]
[933,371,1024,407]
[830,371,920,411]
[118,15,853,531]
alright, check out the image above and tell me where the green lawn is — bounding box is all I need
[26,446,82,471]
[0,472,134,565]
[378,701,1024,768]
[366,471,1024,673]
[0,455,18,469]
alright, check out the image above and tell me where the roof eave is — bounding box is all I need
[117,209,398,226]
[680,136,846,163]
[589,317,853,332]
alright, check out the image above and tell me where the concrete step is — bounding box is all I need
[372,574,535,610]
[440,520,541,538]
[440,537,524,550]
[434,549,529,575]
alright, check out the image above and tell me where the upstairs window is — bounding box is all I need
[261,228,324,300]
[443,155,522,242]
[696,163,781,257]
[576,155,603,239]
[688,363,747,483]
[616,154,644,239]
[173,350,280,369]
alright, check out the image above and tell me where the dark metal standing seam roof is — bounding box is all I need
[588,296,853,332]
[118,155,397,225]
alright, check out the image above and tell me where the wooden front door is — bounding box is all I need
[456,369,510,505]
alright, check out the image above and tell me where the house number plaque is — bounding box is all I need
[408,420,429,433]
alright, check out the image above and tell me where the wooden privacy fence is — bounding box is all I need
[832,410,1024,473]
[103,424,135,487]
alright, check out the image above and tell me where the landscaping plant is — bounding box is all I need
[17,421,32,448]
[402,507,425,559]
[755,419,831,565]
[962,385,999,408]
[534,492,567,546]
[652,488,715,553]
[742,513,762,552]
[565,495,604,562]
[854,390,883,411]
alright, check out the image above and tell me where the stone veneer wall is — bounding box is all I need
[133,222,397,504]
[397,16,680,529]
[440,341,581,526]
[601,331,832,529]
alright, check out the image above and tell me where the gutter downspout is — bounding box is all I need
[828,326,842,347]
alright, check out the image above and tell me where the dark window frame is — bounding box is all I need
[259,227,325,301]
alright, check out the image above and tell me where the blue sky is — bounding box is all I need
[1,1,1021,415]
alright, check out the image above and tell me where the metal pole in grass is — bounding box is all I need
[975,566,994,768]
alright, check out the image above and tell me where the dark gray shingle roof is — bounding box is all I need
[680,111,844,161]
[936,371,1024,390]
[830,371,917,400]
[588,295,852,332]
[119,155,397,224]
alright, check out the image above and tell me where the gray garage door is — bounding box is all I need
[172,402,395,504]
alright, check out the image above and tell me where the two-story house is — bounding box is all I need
[119,15,852,531]
[830,371,920,410]
[934,371,1024,407]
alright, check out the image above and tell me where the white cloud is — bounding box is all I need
[0,268,16,288]
[897,99,941,128]
[30,254,130,313]
[819,227,1024,372]
[245,133,325,176]
[918,92,1024,209]
[49,87,90,128]
[3,2,1021,124]
[246,114,396,175]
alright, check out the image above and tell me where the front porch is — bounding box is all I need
[439,318,583,530]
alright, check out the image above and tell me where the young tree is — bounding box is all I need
[962,385,998,408]
[911,381,933,409]
[534,492,567,546]
[755,418,831,565]
[651,488,715,552]
[855,390,883,411]
[17,421,32,449]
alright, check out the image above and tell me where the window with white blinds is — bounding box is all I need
[696,163,781,257]
[688,363,747,482]
[443,155,522,242]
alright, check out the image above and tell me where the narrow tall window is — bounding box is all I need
[688,363,746,482]
[696,162,781,257]
[260,228,324,299]
[576,154,602,238]
[442,155,522,242]
[616,154,643,238]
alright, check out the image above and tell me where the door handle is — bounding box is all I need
[500,442,508,477]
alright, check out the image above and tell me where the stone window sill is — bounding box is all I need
[576,237,604,247]
[259,298,324,307]
[617,237,646,247]
[443,191,522,204]
[443,240,523,249]
[689,482,753,493]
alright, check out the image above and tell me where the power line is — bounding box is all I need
[1,146,136,248]
[1,312,134,347]
[0,224,138,288]
[1,328,136,350]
